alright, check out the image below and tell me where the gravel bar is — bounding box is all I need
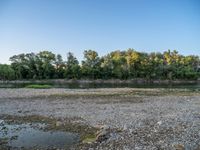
[0,88,200,150]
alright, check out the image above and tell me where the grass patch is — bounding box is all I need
[82,134,96,144]
[25,84,52,89]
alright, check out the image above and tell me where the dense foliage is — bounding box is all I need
[0,64,15,80]
[0,49,199,80]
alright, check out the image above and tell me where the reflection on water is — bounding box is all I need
[0,81,200,90]
[0,120,79,149]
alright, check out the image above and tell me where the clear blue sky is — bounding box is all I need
[0,0,199,64]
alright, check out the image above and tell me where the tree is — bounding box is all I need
[65,52,80,79]
[38,51,56,79]
[81,50,101,79]
[125,49,141,78]
[10,54,29,79]
[100,54,113,79]
[0,64,15,80]
[6,49,200,80]
[107,50,128,79]
[24,53,38,79]
[54,54,66,78]
[10,51,56,79]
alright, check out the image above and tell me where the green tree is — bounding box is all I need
[10,54,30,79]
[0,64,15,80]
[81,50,101,79]
[24,53,38,79]
[54,54,66,78]
[38,51,56,79]
[108,50,128,79]
[65,52,80,79]
[6,49,200,80]
[100,54,113,79]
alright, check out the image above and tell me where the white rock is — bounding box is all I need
[0,120,4,125]
[157,121,162,125]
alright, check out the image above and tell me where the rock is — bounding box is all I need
[0,138,8,145]
[95,125,111,143]
[102,125,110,130]
[0,120,4,126]
[96,124,110,130]
[174,144,185,150]
[17,110,22,113]
[2,126,7,130]
[123,124,128,130]
[157,121,162,125]
[10,135,18,140]
[96,129,109,142]
[55,121,62,127]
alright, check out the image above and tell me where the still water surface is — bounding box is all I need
[0,120,79,149]
[0,81,199,90]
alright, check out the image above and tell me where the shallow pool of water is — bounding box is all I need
[0,120,80,149]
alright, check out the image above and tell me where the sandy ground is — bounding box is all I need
[0,88,200,150]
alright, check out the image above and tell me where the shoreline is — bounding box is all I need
[0,79,199,84]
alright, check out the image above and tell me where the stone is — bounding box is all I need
[102,125,110,130]
[96,129,109,142]
[0,120,4,126]
[10,135,18,140]
[174,144,185,150]
[55,121,62,127]
[17,110,22,113]
[123,124,128,130]
[157,121,162,125]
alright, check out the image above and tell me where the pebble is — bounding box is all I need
[55,121,62,127]
[0,120,4,125]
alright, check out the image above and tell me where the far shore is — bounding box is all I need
[0,79,199,84]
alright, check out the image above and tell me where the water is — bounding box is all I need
[0,120,79,149]
[0,80,200,90]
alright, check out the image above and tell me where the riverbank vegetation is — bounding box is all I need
[0,49,199,80]
[25,84,52,89]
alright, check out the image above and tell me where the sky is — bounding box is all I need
[0,0,199,64]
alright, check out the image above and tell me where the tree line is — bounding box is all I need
[0,49,199,80]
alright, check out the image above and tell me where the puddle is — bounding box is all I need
[0,120,80,149]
